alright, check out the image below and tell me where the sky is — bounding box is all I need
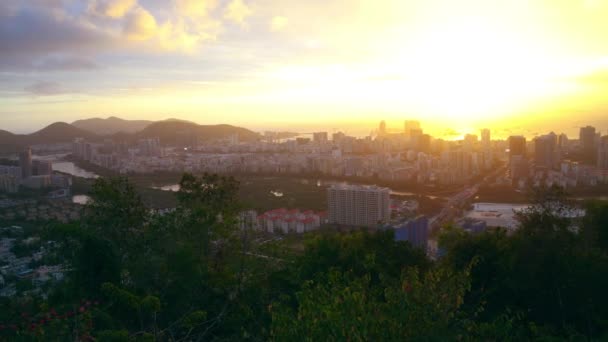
[1,0,608,138]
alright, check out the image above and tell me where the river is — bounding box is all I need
[34,154,99,179]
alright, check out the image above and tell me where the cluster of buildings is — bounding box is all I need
[462,203,530,232]
[387,216,430,250]
[507,125,608,188]
[0,148,71,193]
[72,137,163,169]
[236,183,430,250]
[0,227,65,297]
[327,184,391,227]
[325,183,430,250]
[0,199,82,223]
[0,226,65,297]
[70,121,499,186]
[239,208,326,233]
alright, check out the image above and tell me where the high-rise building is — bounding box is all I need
[463,134,478,152]
[0,165,22,181]
[313,132,328,143]
[0,174,19,193]
[508,136,526,157]
[481,129,492,170]
[19,147,32,179]
[328,184,390,227]
[558,133,569,149]
[32,160,53,176]
[417,134,431,153]
[510,155,529,183]
[409,128,423,140]
[508,136,528,182]
[392,216,429,250]
[534,134,556,169]
[138,138,162,157]
[378,120,387,136]
[481,129,491,147]
[404,120,421,139]
[580,126,596,164]
[332,131,346,143]
[598,136,608,170]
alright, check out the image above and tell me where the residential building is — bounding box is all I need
[580,126,596,164]
[19,147,32,179]
[313,132,328,143]
[391,216,429,250]
[328,184,390,227]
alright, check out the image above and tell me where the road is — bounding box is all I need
[429,165,507,229]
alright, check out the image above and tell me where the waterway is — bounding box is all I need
[72,195,91,205]
[53,161,99,179]
[151,178,437,199]
[34,154,99,179]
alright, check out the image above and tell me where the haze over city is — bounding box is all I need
[2,0,608,137]
[3,1,608,341]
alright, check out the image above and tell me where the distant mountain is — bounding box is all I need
[139,121,260,145]
[0,119,259,153]
[0,130,21,153]
[27,122,98,145]
[72,116,153,135]
[0,122,99,153]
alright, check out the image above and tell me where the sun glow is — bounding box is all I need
[3,0,608,135]
[248,7,605,132]
[373,13,600,123]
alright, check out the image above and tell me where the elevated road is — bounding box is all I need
[429,165,507,229]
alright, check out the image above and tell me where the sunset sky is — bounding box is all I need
[1,0,608,138]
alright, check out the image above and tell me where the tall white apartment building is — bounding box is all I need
[328,184,391,227]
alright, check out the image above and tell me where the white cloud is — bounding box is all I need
[224,0,252,26]
[157,18,220,52]
[176,0,218,18]
[24,81,68,96]
[123,6,158,40]
[270,15,287,32]
[89,0,136,18]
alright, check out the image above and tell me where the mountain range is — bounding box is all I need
[71,116,154,135]
[0,117,260,153]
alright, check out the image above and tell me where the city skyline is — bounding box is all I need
[2,2,608,339]
[1,114,605,142]
[2,0,608,135]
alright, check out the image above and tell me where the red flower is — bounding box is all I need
[79,306,85,313]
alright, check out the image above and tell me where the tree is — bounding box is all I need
[83,177,148,259]
[270,265,477,341]
[175,173,240,263]
[582,200,608,251]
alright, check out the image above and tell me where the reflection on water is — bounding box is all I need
[574,196,608,201]
[151,178,445,200]
[53,162,99,179]
[390,190,415,196]
[34,154,100,179]
[270,190,284,197]
[152,184,181,192]
[72,195,91,205]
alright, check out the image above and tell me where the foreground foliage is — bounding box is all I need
[1,179,607,341]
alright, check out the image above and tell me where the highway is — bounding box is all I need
[429,165,507,229]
